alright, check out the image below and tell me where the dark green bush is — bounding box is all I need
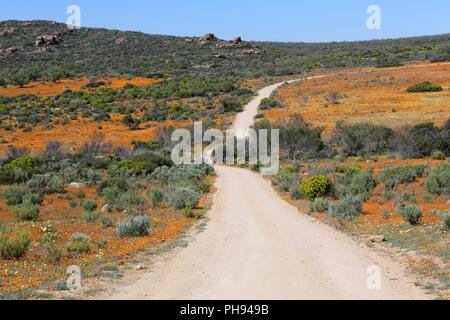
[406,82,443,93]
[259,98,282,110]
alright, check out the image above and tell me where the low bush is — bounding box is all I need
[397,204,422,225]
[150,188,164,208]
[4,156,34,171]
[406,82,443,93]
[425,164,450,195]
[308,198,329,213]
[69,233,91,242]
[328,195,363,220]
[221,96,243,113]
[117,215,151,238]
[259,98,282,110]
[13,202,40,221]
[3,186,29,205]
[44,244,62,264]
[334,169,377,201]
[0,231,30,260]
[65,240,91,256]
[381,165,428,190]
[196,181,212,194]
[431,151,446,160]
[82,210,100,222]
[166,187,201,210]
[442,212,450,230]
[300,176,332,201]
[100,216,115,228]
[82,200,98,213]
[273,169,298,192]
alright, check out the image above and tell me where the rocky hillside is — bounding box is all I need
[1,20,450,85]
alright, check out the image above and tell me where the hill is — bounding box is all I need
[1,20,450,85]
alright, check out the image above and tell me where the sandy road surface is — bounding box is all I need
[109,77,428,300]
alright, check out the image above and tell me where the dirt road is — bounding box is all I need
[109,77,428,300]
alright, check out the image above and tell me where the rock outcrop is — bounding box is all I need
[34,30,68,46]
[0,46,17,55]
[198,33,216,45]
[231,36,242,44]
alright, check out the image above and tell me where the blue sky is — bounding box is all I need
[1,0,449,42]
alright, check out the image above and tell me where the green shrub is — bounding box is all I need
[82,200,98,212]
[328,196,363,220]
[47,175,65,194]
[381,165,427,190]
[397,204,422,225]
[65,240,91,256]
[115,160,148,175]
[308,198,329,213]
[74,191,86,199]
[425,164,450,195]
[13,202,40,221]
[221,96,243,113]
[273,169,298,192]
[69,199,78,208]
[196,181,212,194]
[394,191,417,204]
[166,187,201,210]
[441,212,450,230]
[335,170,377,200]
[100,216,115,228]
[4,156,34,171]
[335,165,362,175]
[406,82,443,93]
[82,210,100,222]
[0,231,30,260]
[22,192,42,205]
[259,98,281,110]
[3,186,29,205]
[117,215,151,238]
[431,151,446,160]
[300,176,332,201]
[44,244,62,264]
[150,188,164,208]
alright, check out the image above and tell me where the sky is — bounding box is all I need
[1,0,449,42]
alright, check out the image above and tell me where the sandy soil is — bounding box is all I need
[106,77,430,300]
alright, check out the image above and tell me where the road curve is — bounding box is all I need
[109,76,429,300]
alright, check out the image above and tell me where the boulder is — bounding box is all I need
[231,36,242,44]
[242,45,264,55]
[369,235,385,243]
[35,33,61,46]
[115,37,125,44]
[101,204,110,214]
[0,47,17,55]
[0,28,15,37]
[67,182,86,189]
[198,33,215,44]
